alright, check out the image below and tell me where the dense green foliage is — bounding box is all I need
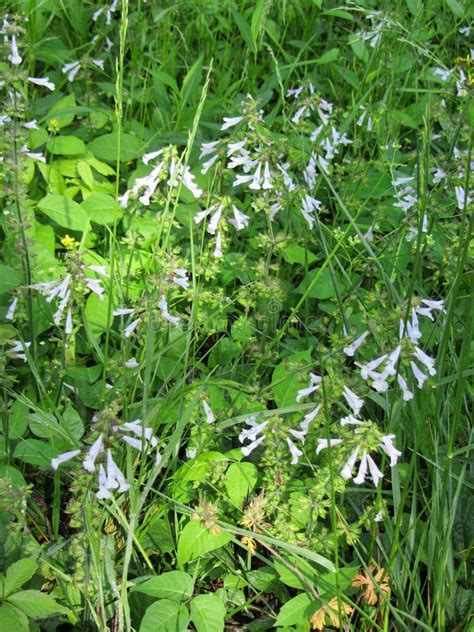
[0,0,473,630]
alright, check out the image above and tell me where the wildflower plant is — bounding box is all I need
[0,2,472,632]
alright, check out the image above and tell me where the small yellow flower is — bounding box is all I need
[48,117,59,132]
[61,234,80,249]
[310,597,353,630]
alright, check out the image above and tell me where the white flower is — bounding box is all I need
[62,61,81,81]
[287,438,303,465]
[300,194,321,228]
[125,357,139,368]
[207,205,223,234]
[21,146,46,163]
[28,76,55,91]
[239,419,268,443]
[65,309,73,335]
[186,448,197,459]
[158,296,180,327]
[143,149,164,164]
[301,405,321,430]
[359,354,387,380]
[83,434,104,472]
[416,298,444,320]
[342,385,364,416]
[262,161,272,189]
[96,464,112,500]
[8,34,22,65]
[433,67,452,82]
[228,205,249,231]
[202,400,215,424]
[124,318,141,338]
[410,361,428,388]
[341,447,360,480]
[366,454,384,485]
[397,374,413,401]
[213,232,223,258]
[227,140,247,156]
[221,116,243,130]
[200,140,219,157]
[120,420,157,448]
[316,438,343,455]
[296,384,319,402]
[24,119,39,130]
[6,297,18,320]
[455,185,471,210]
[249,162,263,190]
[105,449,129,492]
[113,307,135,316]
[340,414,363,426]
[343,331,369,357]
[172,268,189,290]
[52,449,81,470]
[92,58,104,71]
[380,434,402,467]
[413,347,436,376]
[241,435,265,456]
[201,154,219,174]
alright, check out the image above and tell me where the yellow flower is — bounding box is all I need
[61,234,80,249]
[310,597,353,630]
[241,536,256,554]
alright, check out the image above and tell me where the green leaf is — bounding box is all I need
[7,590,69,618]
[0,465,27,488]
[272,349,312,407]
[251,0,266,52]
[48,94,77,128]
[29,411,60,439]
[88,132,141,163]
[46,135,86,155]
[0,604,29,632]
[445,0,464,17]
[139,600,189,632]
[177,520,232,565]
[224,462,258,506]
[8,400,28,439]
[180,56,203,110]
[37,194,90,232]
[295,268,346,300]
[84,292,113,335]
[82,192,123,225]
[61,404,84,440]
[281,244,317,265]
[133,571,194,601]
[316,48,339,65]
[77,161,95,188]
[274,557,317,590]
[0,265,23,295]
[190,594,226,632]
[275,592,312,627]
[13,439,56,468]
[229,7,254,52]
[4,559,37,597]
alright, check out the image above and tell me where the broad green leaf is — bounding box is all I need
[37,194,89,232]
[0,604,29,632]
[177,520,232,565]
[274,557,318,590]
[133,571,194,601]
[7,590,69,618]
[77,161,95,188]
[139,600,189,632]
[82,192,123,225]
[0,265,23,295]
[8,400,28,439]
[295,267,346,300]
[316,48,339,65]
[29,411,60,439]
[224,462,258,506]
[46,135,86,155]
[275,592,312,627]
[190,594,226,632]
[445,0,464,17]
[84,292,113,335]
[88,132,141,163]
[13,439,56,468]
[272,349,312,407]
[4,559,37,597]
[0,465,27,488]
[61,404,84,440]
[281,244,317,265]
[47,94,77,128]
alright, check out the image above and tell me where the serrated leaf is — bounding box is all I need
[37,194,89,232]
[190,594,226,632]
[139,600,189,632]
[4,559,37,596]
[7,590,69,618]
[275,592,312,627]
[224,462,258,506]
[177,520,232,565]
[133,571,194,601]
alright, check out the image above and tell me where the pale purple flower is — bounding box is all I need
[6,297,18,320]
[287,438,303,464]
[83,434,104,472]
[28,76,55,91]
[221,116,243,130]
[158,296,180,327]
[380,434,402,467]
[343,331,369,357]
[8,34,22,65]
[316,437,343,455]
[342,386,364,416]
[397,374,413,401]
[52,450,81,470]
